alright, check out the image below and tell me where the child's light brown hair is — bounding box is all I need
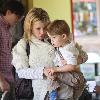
[47,20,70,36]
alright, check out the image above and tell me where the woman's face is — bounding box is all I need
[32,21,47,40]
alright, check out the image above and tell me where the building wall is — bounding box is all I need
[33,0,72,32]
[27,0,33,10]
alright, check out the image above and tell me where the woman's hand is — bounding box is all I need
[43,67,57,80]
[43,67,50,77]
[46,67,57,75]
[77,55,83,65]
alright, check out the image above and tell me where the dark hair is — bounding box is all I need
[47,20,70,36]
[1,1,25,16]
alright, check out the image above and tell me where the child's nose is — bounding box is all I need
[40,29,44,35]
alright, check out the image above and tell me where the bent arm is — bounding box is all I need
[54,49,78,73]
[16,67,44,79]
[12,39,44,80]
[55,64,77,73]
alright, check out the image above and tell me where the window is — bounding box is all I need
[72,0,97,37]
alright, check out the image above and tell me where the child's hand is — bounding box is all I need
[48,74,55,81]
[59,58,67,66]
[43,67,54,79]
[44,67,57,80]
[47,67,57,75]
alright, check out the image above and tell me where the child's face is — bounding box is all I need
[32,21,47,40]
[48,33,67,47]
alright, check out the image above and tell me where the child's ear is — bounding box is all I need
[62,34,67,39]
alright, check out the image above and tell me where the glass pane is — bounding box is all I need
[72,0,97,37]
[80,64,95,80]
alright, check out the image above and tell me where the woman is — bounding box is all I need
[12,8,59,100]
[12,8,87,100]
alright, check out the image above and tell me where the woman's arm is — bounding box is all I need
[75,43,88,64]
[16,67,44,79]
[12,39,45,80]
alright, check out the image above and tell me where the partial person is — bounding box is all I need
[46,20,86,100]
[0,1,25,100]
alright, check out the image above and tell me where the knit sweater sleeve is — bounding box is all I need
[12,38,44,79]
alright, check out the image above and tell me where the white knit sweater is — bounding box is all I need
[12,36,55,100]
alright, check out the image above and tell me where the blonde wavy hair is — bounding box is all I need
[23,8,50,41]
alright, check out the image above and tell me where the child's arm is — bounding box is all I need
[47,64,77,75]
[55,64,77,73]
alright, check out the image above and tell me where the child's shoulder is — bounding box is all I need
[64,41,76,51]
[60,41,79,56]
